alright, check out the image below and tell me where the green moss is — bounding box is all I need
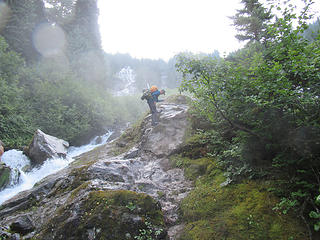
[180,220,227,240]
[157,191,165,199]
[71,144,105,167]
[85,190,164,225]
[169,125,309,240]
[69,181,91,201]
[164,95,191,105]
[0,165,10,190]
[65,148,105,191]
[170,155,212,180]
[37,189,166,240]
[178,160,308,239]
[178,132,213,159]
[110,115,147,156]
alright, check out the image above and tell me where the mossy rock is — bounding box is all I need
[179,160,308,240]
[110,115,147,156]
[170,132,308,240]
[177,132,215,159]
[36,189,167,240]
[170,155,212,180]
[0,163,11,190]
[164,95,191,105]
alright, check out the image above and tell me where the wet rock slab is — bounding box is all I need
[0,98,192,240]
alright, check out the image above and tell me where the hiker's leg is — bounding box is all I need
[150,102,157,114]
[151,113,158,126]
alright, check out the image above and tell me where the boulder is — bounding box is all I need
[9,214,35,235]
[141,103,189,156]
[0,162,11,190]
[26,129,69,166]
[35,189,167,240]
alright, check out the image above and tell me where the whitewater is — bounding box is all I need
[0,132,112,205]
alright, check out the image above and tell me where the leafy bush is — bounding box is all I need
[176,3,320,238]
[0,35,146,148]
[0,36,34,147]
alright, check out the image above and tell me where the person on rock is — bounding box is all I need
[141,86,165,126]
[0,140,4,162]
[150,86,166,103]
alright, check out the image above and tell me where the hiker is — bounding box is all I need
[0,140,4,162]
[141,86,165,126]
[141,89,159,126]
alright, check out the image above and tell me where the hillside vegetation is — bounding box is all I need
[175,1,320,239]
[0,0,182,148]
[1,0,320,238]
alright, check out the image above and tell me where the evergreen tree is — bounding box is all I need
[230,0,273,42]
[1,0,47,62]
[62,0,106,86]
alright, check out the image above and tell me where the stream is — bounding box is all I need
[0,132,113,205]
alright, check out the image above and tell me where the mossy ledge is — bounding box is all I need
[110,114,147,156]
[36,189,167,240]
[170,153,308,239]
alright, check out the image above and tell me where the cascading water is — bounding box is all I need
[113,66,137,96]
[0,132,113,205]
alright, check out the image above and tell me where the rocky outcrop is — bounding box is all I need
[0,96,192,240]
[25,129,69,166]
[141,103,189,156]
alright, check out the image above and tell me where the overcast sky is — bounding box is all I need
[97,0,320,61]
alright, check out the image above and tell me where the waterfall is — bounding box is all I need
[113,66,137,96]
[0,131,113,205]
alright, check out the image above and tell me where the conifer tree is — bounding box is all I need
[230,0,273,42]
[1,0,46,62]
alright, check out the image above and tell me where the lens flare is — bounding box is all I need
[32,23,66,56]
[0,2,11,32]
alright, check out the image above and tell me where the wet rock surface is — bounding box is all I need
[0,97,192,240]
